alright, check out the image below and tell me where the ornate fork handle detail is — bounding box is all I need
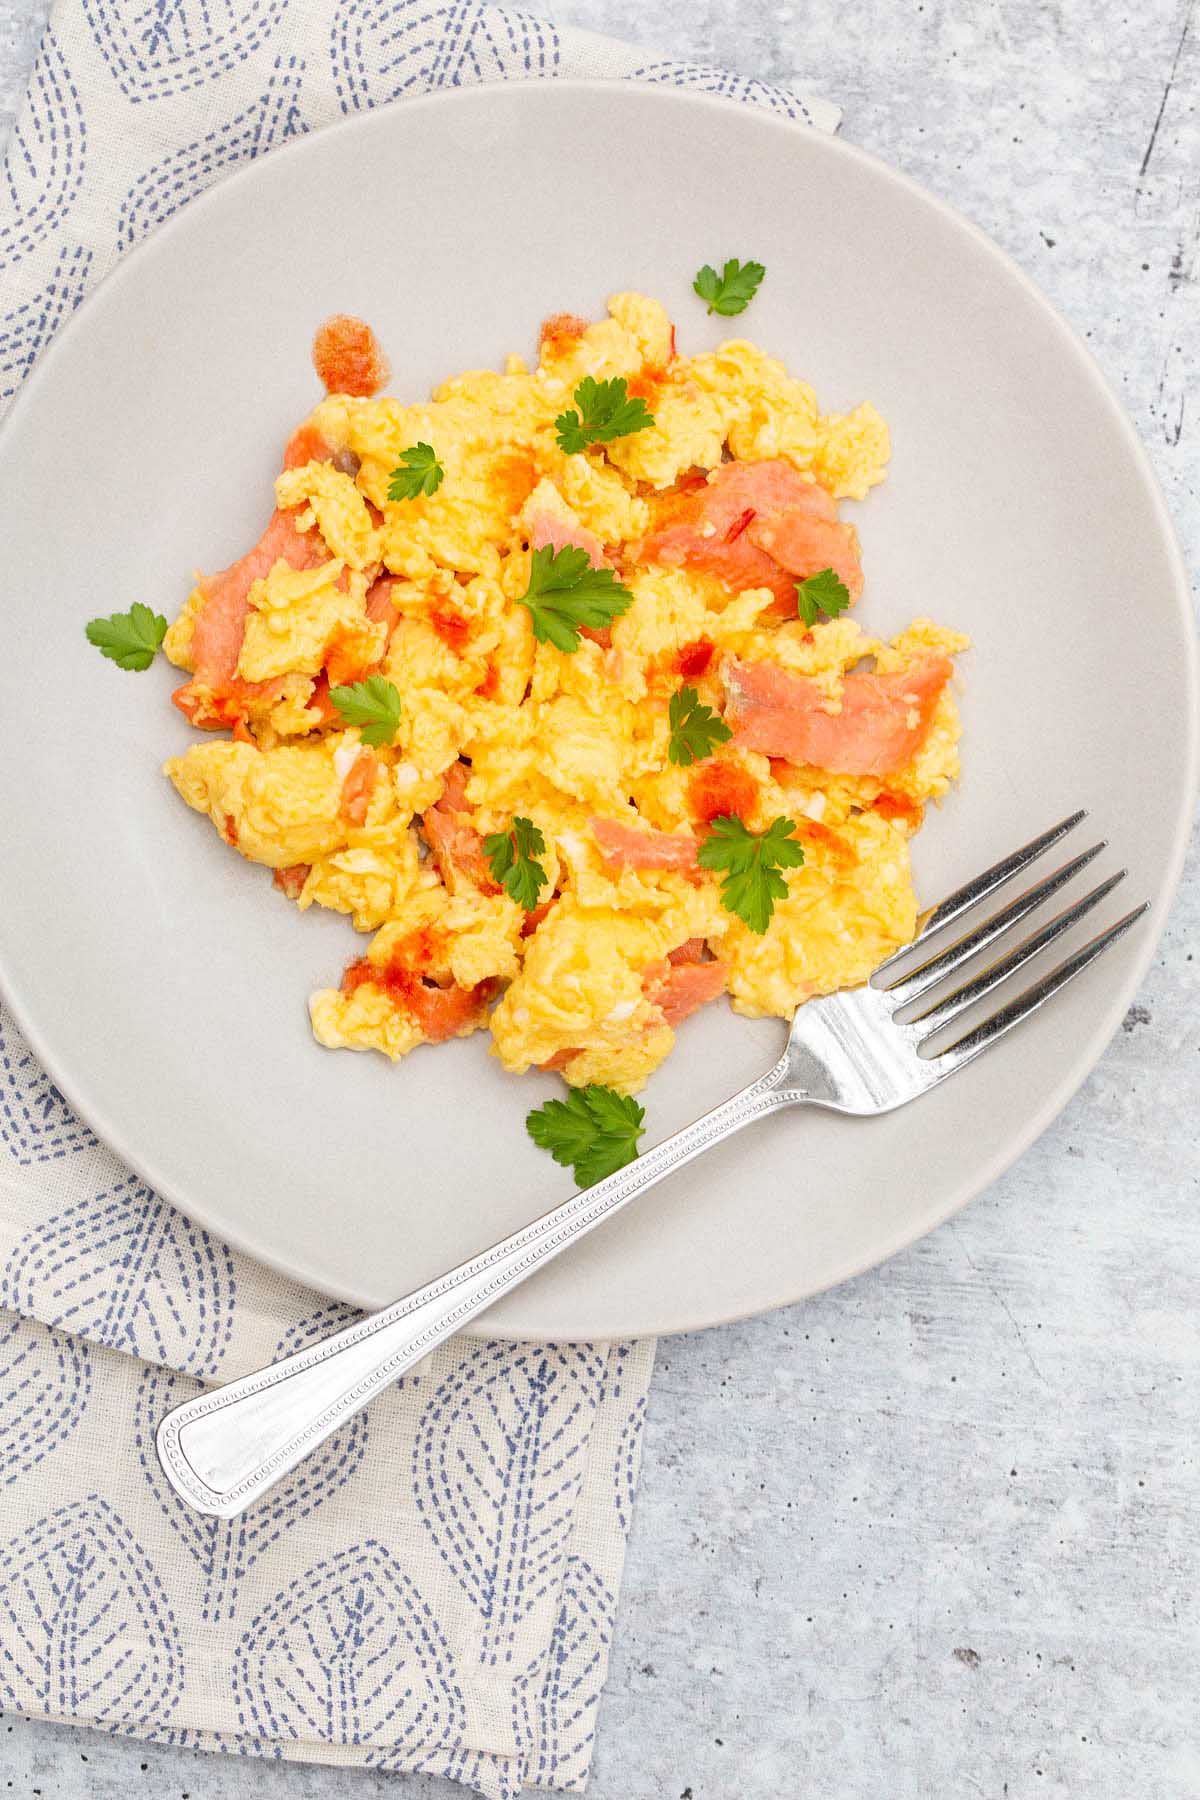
[156,1054,798,1518]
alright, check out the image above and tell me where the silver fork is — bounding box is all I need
[157,813,1146,1519]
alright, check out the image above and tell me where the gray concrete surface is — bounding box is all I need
[1,1,1198,1795]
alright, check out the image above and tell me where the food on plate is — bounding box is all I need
[93,287,967,1125]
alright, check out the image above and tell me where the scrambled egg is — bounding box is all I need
[162,295,966,1095]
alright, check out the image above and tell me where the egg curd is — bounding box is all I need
[162,295,967,1095]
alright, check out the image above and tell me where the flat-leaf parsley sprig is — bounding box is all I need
[387,442,444,500]
[667,685,733,768]
[85,603,168,671]
[329,675,402,747]
[697,813,806,934]
[517,544,634,653]
[693,258,766,317]
[795,567,851,628]
[527,1085,646,1188]
[555,376,654,455]
[483,815,550,912]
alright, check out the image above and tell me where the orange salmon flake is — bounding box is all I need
[312,314,389,398]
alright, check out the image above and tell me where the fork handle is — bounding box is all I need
[156,1054,796,1517]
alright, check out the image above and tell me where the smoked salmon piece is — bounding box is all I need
[192,509,325,681]
[184,506,326,701]
[306,673,340,725]
[274,863,311,900]
[422,763,499,893]
[422,804,497,892]
[590,817,701,875]
[528,506,607,568]
[282,423,334,470]
[282,424,360,479]
[521,900,553,938]
[338,750,379,826]
[177,434,350,724]
[365,575,401,624]
[667,938,706,966]
[408,982,493,1040]
[642,955,728,1025]
[342,958,492,1042]
[724,655,953,776]
[312,315,389,397]
[641,459,862,608]
[365,575,403,653]
[437,760,471,812]
[748,509,864,609]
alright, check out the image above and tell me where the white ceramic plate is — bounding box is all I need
[0,83,1194,1338]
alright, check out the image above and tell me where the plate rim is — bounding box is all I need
[0,78,1195,1338]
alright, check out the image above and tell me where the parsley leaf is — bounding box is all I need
[329,674,402,747]
[667,684,733,768]
[387,442,444,501]
[483,814,550,911]
[693,258,766,317]
[795,567,851,628]
[555,376,655,455]
[696,814,806,934]
[517,544,634,653]
[526,1085,646,1188]
[85,603,168,671]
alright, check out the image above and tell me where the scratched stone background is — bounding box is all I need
[0,1,1197,1796]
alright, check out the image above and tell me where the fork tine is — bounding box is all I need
[930,902,1149,1072]
[909,870,1126,1033]
[874,810,1086,977]
[883,842,1107,1006]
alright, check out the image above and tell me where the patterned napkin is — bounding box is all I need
[0,6,835,1792]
